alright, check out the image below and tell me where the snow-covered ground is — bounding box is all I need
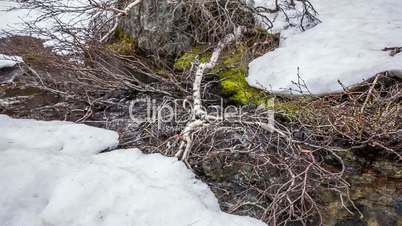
[0,0,89,33]
[249,0,402,95]
[0,0,43,35]
[0,115,267,226]
[253,0,319,35]
[0,54,23,69]
[0,1,28,31]
[0,0,92,54]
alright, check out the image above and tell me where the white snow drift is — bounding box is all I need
[0,1,42,34]
[249,0,402,95]
[0,115,119,155]
[0,54,23,69]
[0,0,93,53]
[0,0,90,34]
[0,115,267,226]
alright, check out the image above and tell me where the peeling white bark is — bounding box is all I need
[192,27,244,119]
[176,27,244,162]
[175,27,288,163]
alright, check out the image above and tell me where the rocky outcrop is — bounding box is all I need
[119,0,192,57]
[0,65,23,84]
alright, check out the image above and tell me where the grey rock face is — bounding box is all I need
[0,65,23,84]
[119,0,192,57]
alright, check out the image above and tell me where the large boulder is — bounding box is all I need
[119,0,192,57]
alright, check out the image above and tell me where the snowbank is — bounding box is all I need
[0,0,92,52]
[248,0,402,95]
[0,54,23,69]
[0,1,33,32]
[0,115,267,226]
[253,0,319,35]
[0,115,119,155]
[0,0,89,34]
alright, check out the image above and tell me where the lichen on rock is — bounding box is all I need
[119,0,192,57]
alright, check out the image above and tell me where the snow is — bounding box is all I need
[0,1,35,33]
[0,115,119,155]
[0,0,92,53]
[248,0,402,95]
[0,115,267,226]
[253,0,319,35]
[0,54,23,69]
[0,0,89,34]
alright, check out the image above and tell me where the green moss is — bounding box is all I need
[273,101,302,121]
[215,42,301,121]
[174,33,300,121]
[175,46,260,104]
[222,51,243,65]
[174,48,210,71]
[219,67,268,105]
[214,45,272,106]
[106,27,135,55]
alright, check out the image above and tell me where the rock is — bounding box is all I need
[119,0,192,57]
[394,198,402,216]
[372,208,398,226]
[388,70,402,79]
[0,66,23,83]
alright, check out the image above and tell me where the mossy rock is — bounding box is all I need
[214,44,272,106]
[106,27,136,55]
[217,47,306,121]
[174,32,302,119]
[174,47,210,71]
[174,45,266,105]
[219,67,269,105]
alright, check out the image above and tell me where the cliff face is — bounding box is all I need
[119,0,192,57]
